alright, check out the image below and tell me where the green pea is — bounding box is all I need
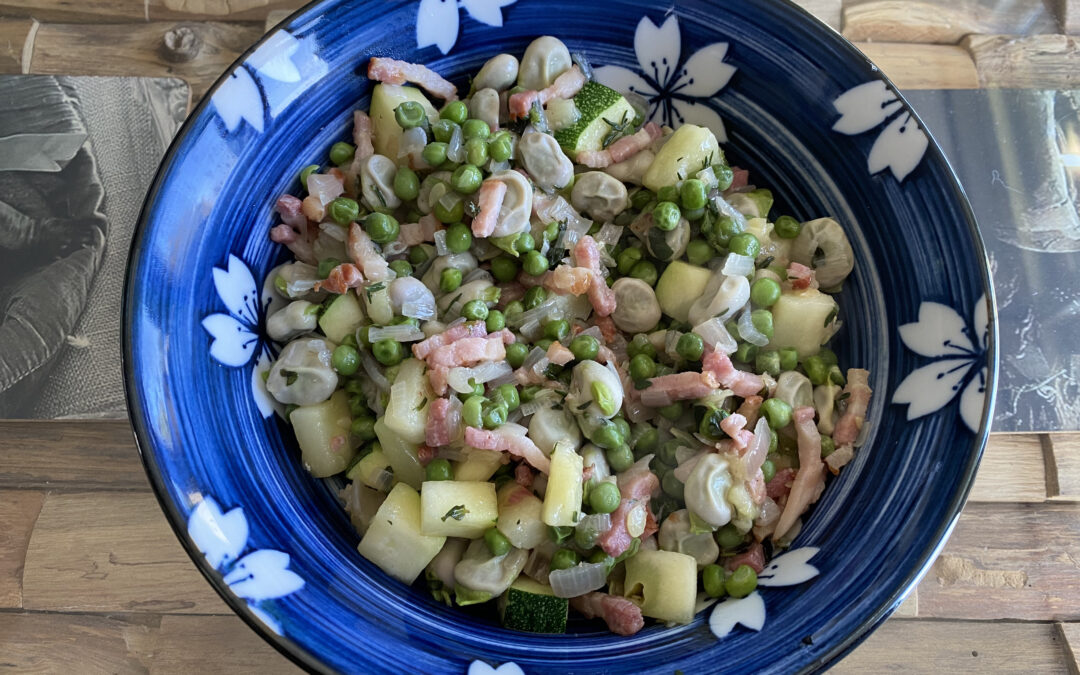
[821,436,836,457]
[761,459,776,483]
[371,339,403,366]
[519,385,541,403]
[489,131,513,162]
[605,443,634,472]
[569,335,599,361]
[328,197,360,226]
[800,355,826,385]
[486,257,517,285]
[431,119,458,143]
[485,310,506,332]
[317,258,340,279]
[676,332,705,361]
[550,548,580,571]
[394,101,427,129]
[819,348,839,367]
[726,564,758,599]
[716,523,744,550]
[774,215,802,239]
[433,194,464,224]
[464,137,489,166]
[524,285,547,309]
[779,347,798,372]
[515,232,536,254]
[748,280,780,310]
[483,526,511,556]
[389,260,413,278]
[462,118,490,140]
[534,338,553,352]
[506,342,529,368]
[686,239,713,266]
[439,267,463,293]
[760,399,792,432]
[389,167,419,202]
[494,383,519,411]
[627,334,656,360]
[616,247,643,275]
[652,201,681,231]
[656,185,679,203]
[462,377,484,398]
[409,245,431,266]
[421,141,448,167]
[350,414,376,441]
[699,406,728,439]
[423,458,452,482]
[718,215,743,242]
[829,365,846,386]
[680,178,707,210]
[355,325,372,349]
[364,212,400,244]
[661,471,685,500]
[462,299,489,321]
[629,260,658,287]
[734,342,758,364]
[729,232,761,258]
[345,379,365,399]
[756,349,781,376]
[592,420,624,450]
[299,164,320,189]
[441,100,469,125]
[329,141,354,166]
[462,395,485,428]
[659,402,683,421]
[589,481,622,514]
[703,564,727,598]
[544,318,570,341]
[504,300,524,321]
[714,163,735,191]
[327,341,358,373]
[444,222,472,253]
[522,250,549,276]
[629,354,656,381]
[447,164,481,195]
[652,439,678,467]
[751,309,774,339]
[482,401,508,429]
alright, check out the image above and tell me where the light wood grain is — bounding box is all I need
[0,491,45,609]
[26,21,263,100]
[21,492,231,615]
[1047,433,1080,500]
[0,17,37,73]
[1052,0,1080,33]
[0,0,304,23]
[843,0,1058,44]
[0,421,148,491]
[963,34,1080,88]
[969,434,1048,503]
[791,0,843,31]
[893,590,918,617]
[0,612,160,674]
[852,42,981,88]
[1059,622,1080,674]
[833,619,1070,673]
[916,503,1080,620]
[264,8,294,32]
[154,615,301,673]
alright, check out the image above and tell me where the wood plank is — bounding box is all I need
[153,615,301,674]
[852,42,981,89]
[893,589,918,617]
[0,0,304,23]
[963,34,1080,89]
[0,491,45,609]
[969,434,1047,503]
[1047,433,1080,500]
[1051,0,1080,34]
[0,18,37,73]
[836,619,1070,673]
[843,0,1058,44]
[22,492,231,614]
[791,0,843,31]
[1059,622,1080,674]
[916,502,1080,620]
[0,420,148,491]
[28,21,263,101]
[0,612,159,674]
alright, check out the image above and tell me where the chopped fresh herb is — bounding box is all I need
[281,369,298,386]
[576,401,591,411]
[824,307,838,327]
[365,281,386,301]
[373,184,387,208]
[601,110,631,149]
[447,293,463,310]
[464,200,480,218]
[759,255,775,269]
[551,402,564,411]
[571,51,594,80]
[634,379,652,390]
[441,504,470,522]
[529,99,551,134]
[836,391,851,401]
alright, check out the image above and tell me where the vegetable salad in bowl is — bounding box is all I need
[262,37,872,637]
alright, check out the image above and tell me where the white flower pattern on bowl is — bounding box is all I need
[417,0,519,55]
[832,80,929,182]
[593,14,737,143]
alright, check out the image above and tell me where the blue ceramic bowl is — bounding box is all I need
[124,0,997,672]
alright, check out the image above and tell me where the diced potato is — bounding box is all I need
[318,291,364,343]
[496,482,548,549]
[374,417,425,489]
[357,483,445,584]
[744,217,792,267]
[369,83,440,164]
[290,390,354,477]
[541,443,583,527]
[623,549,697,624]
[383,358,431,445]
[768,288,839,358]
[350,448,395,491]
[420,480,499,538]
[642,124,720,192]
[453,448,505,481]
[655,260,713,323]
[362,282,394,326]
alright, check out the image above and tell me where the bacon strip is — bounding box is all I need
[546,341,575,366]
[471,179,507,237]
[736,395,763,429]
[828,368,872,473]
[367,57,457,100]
[703,348,763,397]
[352,110,374,161]
[725,541,765,574]
[314,263,364,294]
[766,467,797,500]
[545,265,591,295]
[507,66,586,119]
[425,398,458,447]
[774,406,825,540]
[399,213,441,246]
[347,223,392,282]
[269,223,316,265]
[426,335,509,369]
[570,592,645,636]
[574,235,616,317]
[465,424,550,474]
[412,321,488,359]
[514,463,534,489]
[576,122,662,169]
[640,371,718,407]
[720,412,754,451]
[787,262,819,291]
[597,469,659,557]
[275,194,307,230]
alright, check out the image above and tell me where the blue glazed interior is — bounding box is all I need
[123,0,996,673]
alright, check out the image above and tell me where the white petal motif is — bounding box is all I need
[224,549,306,601]
[202,313,259,367]
[592,65,658,101]
[867,111,928,182]
[633,15,682,86]
[676,43,736,98]
[832,81,901,136]
[959,365,988,433]
[468,662,525,675]
[251,351,281,419]
[213,254,259,326]
[892,357,974,421]
[213,67,264,133]
[898,302,974,358]
[188,498,248,570]
[248,604,284,635]
[416,0,460,55]
[709,591,766,638]
[461,0,517,27]
[973,293,989,351]
[246,30,301,83]
[757,547,821,587]
[671,99,729,143]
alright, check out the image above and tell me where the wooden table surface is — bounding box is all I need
[2,0,1080,672]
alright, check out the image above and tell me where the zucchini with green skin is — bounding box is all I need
[554,81,636,155]
[499,575,569,633]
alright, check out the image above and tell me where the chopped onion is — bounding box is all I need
[436,444,468,462]
[623,394,652,423]
[318,222,347,242]
[402,301,436,321]
[722,252,755,277]
[487,158,511,173]
[507,407,524,424]
[447,361,513,393]
[710,193,749,232]
[307,173,343,205]
[548,561,609,598]
[574,513,612,549]
[398,126,427,160]
[755,496,781,527]
[737,307,770,347]
[696,165,718,190]
[664,330,681,360]
[595,223,624,247]
[488,366,518,388]
[535,195,591,239]
[470,237,502,261]
[371,468,394,493]
[447,123,465,163]
[675,445,702,466]
[556,227,581,253]
[463,268,493,285]
[384,240,408,257]
[518,399,543,418]
[693,318,738,354]
[673,453,705,482]
[669,427,697,449]
[368,324,426,343]
[743,416,771,475]
[359,349,390,392]
[434,229,450,256]
[578,325,603,341]
[437,190,461,215]
[523,542,555,584]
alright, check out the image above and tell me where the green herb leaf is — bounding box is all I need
[441,504,470,522]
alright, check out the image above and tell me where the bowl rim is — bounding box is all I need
[122,0,999,672]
